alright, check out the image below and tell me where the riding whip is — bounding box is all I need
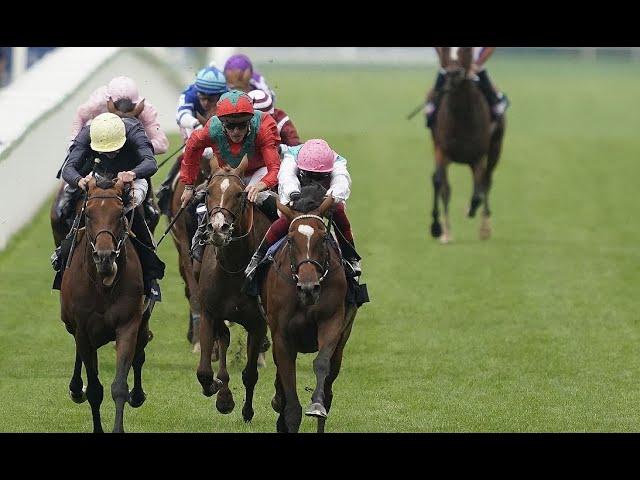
[156,188,205,246]
[406,103,425,120]
[156,143,186,169]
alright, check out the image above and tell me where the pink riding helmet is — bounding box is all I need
[297,139,336,173]
[107,76,142,103]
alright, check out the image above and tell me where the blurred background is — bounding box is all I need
[1,47,639,432]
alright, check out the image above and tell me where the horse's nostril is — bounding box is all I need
[220,223,230,232]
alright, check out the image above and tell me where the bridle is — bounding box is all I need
[202,172,254,246]
[287,214,331,284]
[84,193,129,261]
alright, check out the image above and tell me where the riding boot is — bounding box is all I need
[130,207,165,300]
[190,202,208,262]
[156,157,182,216]
[425,68,447,129]
[244,237,271,279]
[476,69,509,118]
[335,231,362,277]
[256,194,279,222]
[56,185,78,225]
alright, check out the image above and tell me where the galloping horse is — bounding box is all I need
[60,177,151,433]
[195,157,272,422]
[260,191,358,433]
[430,46,506,243]
[166,153,212,351]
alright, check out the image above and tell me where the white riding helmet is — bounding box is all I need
[90,112,126,152]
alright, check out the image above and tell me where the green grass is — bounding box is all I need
[1,56,639,432]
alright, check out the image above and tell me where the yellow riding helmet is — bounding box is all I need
[90,112,126,152]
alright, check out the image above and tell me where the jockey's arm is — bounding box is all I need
[475,47,496,69]
[176,92,201,131]
[138,102,169,154]
[278,152,302,204]
[327,154,351,203]
[253,115,282,190]
[61,127,92,188]
[435,47,452,69]
[180,124,213,186]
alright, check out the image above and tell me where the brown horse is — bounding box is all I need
[195,157,272,421]
[166,153,212,351]
[430,46,506,243]
[60,177,150,433]
[260,195,358,433]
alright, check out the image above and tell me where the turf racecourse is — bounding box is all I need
[1,55,639,432]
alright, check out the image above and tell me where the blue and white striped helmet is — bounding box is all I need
[195,67,228,95]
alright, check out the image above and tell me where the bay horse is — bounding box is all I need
[260,192,358,433]
[166,153,212,351]
[60,177,150,433]
[430,46,506,243]
[195,157,272,422]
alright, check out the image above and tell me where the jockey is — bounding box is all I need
[156,66,229,215]
[53,112,165,300]
[179,89,282,261]
[247,89,302,147]
[56,76,169,221]
[245,138,361,279]
[223,54,276,103]
[425,47,510,129]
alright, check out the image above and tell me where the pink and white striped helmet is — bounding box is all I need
[297,139,336,173]
[107,76,142,103]
[247,89,274,114]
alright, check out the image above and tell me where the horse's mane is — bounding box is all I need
[291,183,327,213]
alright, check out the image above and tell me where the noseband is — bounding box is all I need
[288,214,330,284]
[85,194,129,260]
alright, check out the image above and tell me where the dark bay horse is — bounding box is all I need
[195,157,272,422]
[166,153,212,352]
[430,46,506,243]
[260,194,358,433]
[60,177,150,433]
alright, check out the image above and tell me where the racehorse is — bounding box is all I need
[259,189,358,433]
[430,46,506,243]
[166,153,212,351]
[195,157,272,421]
[60,177,151,433]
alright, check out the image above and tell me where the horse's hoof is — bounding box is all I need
[430,222,442,238]
[271,394,283,413]
[128,390,147,408]
[216,395,235,414]
[202,378,222,397]
[305,402,327,418]
[191,341,201,354]
[242,405,254,423]
[69,386,87,404]
[439,233,452,244]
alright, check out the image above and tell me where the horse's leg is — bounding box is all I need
[480,121,505,240]
[77,338,104,433]
[273,334,301,433]
[306,312,344,423]
[69,349,86,404]
[430,147,444,238]
[468,159,486,218]
[128,312,150,408]
[241,320,265,422]
[196,308,223,397]
[215,321,235,414]
[439,164,452,244]
[111,319,140,433]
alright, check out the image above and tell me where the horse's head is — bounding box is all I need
[204,155,250,247]
[85,176,129,285]
[107,96,145,119]
[277,189,335,306]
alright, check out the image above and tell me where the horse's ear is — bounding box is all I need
[458,47,473,72]
[106,96,117,114]
[131,98,145,118]
[316,195,335,218]
[233,154,249,178]
[276,199,295,221]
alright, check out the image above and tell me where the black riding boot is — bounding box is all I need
[256,195,279,222]
[426,69,447,129]
[476,69,509,118]
[129,207,165,300]
[156,157,182,216]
